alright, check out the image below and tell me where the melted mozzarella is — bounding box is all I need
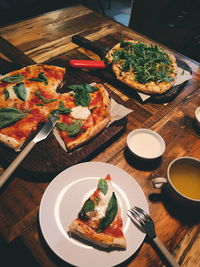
[71,106,91,120]
[95,180,113,219]
[7,84,30,100]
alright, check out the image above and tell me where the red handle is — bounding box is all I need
[69,60,106,69]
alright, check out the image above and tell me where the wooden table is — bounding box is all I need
[0,4,200,267]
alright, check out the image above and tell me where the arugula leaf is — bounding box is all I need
[78,198,95,221]
[13,83,27,101]
[97,192,118,232]
[68,84,98,107]
[56,120,82,137]
[29,72,48,85]
[0,107,27,128]
[97,179,108,195]
[1,74,24,83]
[35,90,57,104]
[3,88,9,100]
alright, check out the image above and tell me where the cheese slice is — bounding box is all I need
[71,106,91,120]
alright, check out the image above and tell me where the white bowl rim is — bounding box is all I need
[195,106,200,122]
[127,128,166,159]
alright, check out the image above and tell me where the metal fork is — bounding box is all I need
[128,206,180,267]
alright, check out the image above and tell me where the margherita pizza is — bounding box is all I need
[0,64,111,151]
[106,40,177,95]
[68,174,127,249]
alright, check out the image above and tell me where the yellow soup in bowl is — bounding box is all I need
[170,161,200,200]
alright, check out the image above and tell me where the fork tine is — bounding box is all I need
[130,208,143,222]
[128,209,146,233]
[131,207,147,225]
[134,206,153,223]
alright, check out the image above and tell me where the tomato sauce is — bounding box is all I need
[103,216,124,237]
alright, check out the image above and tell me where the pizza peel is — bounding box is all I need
[71,34,192,103]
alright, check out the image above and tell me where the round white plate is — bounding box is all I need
[39,162,148,267]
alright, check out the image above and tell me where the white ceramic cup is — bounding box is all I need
[152,157,200,207]
[195,106,200,127]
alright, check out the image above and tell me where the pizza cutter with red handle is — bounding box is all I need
[72,34,109,58]
[70,34,111,70]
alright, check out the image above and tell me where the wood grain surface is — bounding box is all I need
[0,4,200,267]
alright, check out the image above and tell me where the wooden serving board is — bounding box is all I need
[0,54,127,174]
[71,33,192,103]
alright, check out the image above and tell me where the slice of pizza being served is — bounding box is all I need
[68,174,127,249]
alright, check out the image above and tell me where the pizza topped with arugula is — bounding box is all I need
[106,40,177,95]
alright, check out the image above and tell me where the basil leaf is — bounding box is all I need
[83,84,98,93]
[56,120,82,137]
[38,72,48,85]
[36,103,45,106]
[13,83,27,101]
[29,72,48,85]
[56,101,71,114]
[68,84,98,107]
[94,197,99,204]
[78,198,95,221]
[97,193,118,232]
[29,77,44,83]
[3,88,9,100]
[74,88,90,107]
[97,179,108,195]
[22,108,31,113]
[56,122,68,132]
[1,74,24,83]
[67,120,82,137]
[0,107,27,128]
[35,90,57,104]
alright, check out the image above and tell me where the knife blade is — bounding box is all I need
[0,114,58,188]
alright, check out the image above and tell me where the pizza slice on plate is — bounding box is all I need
[68,174,127,249]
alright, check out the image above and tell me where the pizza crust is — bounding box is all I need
[0,133,22,151]
[106,40,177,95]
[69,219,126,249]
